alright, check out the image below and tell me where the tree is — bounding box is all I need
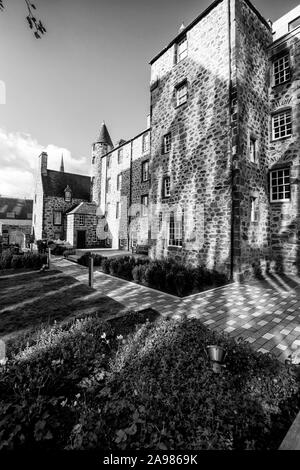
[0,0,46,38]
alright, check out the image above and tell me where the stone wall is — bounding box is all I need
[149,0,232,274]
[267,28,300,274]
[43,196,85,241]
[232,0,273,278]
[0,223,32,248]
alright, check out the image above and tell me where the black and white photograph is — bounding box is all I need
[1,0,300,458]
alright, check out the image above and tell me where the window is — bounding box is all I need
[92,156,95,164]
[175,35,188,63]
[116,201,120,219]
[270,168,291,202]
[163,133,172,153]
[53,211,62,225]
[142,133,150,153]
[289,16,300,31]
[117,173,122,190]
[34,214,36,224]
[107,155,111,169]
[158,212,163,231]
[118,148,123,164]
[250,197,259,223]
[169,211,183,247]
[65,187,72,202]
[141,195,149,217]
[79,215,85,226]
[272,110,292,140]
[106,177,111,193]
[6,212,15,218]
[142,160,149,182]
[163,176,171,198]
[250,137,257,163]
[176,81,187,106]
[27,213,32,219]
[273,54,290,86]
[34,194,37,203]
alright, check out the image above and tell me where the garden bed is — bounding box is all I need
[76,253,230,297]
[0,310,299,451]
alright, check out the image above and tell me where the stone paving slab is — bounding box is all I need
[53,258,300,362]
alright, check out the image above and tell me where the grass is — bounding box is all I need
[0,269,124,340]
[0,309,299,451]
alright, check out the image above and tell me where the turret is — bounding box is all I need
[91,121,113,205]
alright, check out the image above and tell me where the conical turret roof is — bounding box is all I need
[96,122,113,147]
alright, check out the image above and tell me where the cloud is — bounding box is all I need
[0,128,90,199]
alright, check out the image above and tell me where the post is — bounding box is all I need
[88,252,94,288]
[48,247,51,270]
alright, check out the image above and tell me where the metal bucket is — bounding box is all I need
[206,345,226,363]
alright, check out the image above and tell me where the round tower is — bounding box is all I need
[91,121,113,205]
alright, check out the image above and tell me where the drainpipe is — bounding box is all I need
[227,0,234,280]
[128,140,133,252]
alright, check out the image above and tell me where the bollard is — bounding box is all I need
[48,247,51,270]
[88,253,94,288]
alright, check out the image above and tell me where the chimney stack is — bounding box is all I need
[39,152,48,176]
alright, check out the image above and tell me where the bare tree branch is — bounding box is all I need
[0,0,46,38]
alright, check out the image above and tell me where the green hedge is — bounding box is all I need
[0,251,48,271]
[77,255,228,297]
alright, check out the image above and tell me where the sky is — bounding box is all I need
[1,0,300,198]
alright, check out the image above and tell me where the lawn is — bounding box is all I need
[0,269,124,340]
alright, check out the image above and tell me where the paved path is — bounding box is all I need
[53,258,300,362]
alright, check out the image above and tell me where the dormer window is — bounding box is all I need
[64,186,72,202]
[289,16,300,31]
[175,35,188,63]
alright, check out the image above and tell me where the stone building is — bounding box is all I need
[0,197,33,249]
[91,0,300,279]
[32,152,97,248]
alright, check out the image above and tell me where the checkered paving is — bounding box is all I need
[53,258,300,362]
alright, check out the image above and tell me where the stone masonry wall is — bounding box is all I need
[149,0,232,274]
[43,196,85,241]
[267,28,300,274]
[233,0,273,279]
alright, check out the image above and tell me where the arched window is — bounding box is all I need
[64,185,72,202]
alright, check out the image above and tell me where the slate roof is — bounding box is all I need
[96,122,113,147]
[42,170,91,200]
[0,197,33,220]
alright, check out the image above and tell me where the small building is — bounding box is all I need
[0,197,33,249]
[32,152,98,249]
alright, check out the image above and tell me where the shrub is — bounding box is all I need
[63,249,76,258]
[10,255,23,269]
[50,245,66,256]
[132,264,146,283]
[101,258,111,274]
[0,253,12,269]
[77,253,90,267]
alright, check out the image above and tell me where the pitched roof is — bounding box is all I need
[96,122,113,147]
[0,197,33,220]
[66,202,97,215]
[42,170,91,200]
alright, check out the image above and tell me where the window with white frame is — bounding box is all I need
[250,197,259,223]
[250,137,257,163]
[118,148,123,164]
[53,211,62,225]
[163,133,172,153]
[270,168,291,202]
[141,195,149,217]
[6,212,15,219]
[273,54,290,86]
[175,35,188,63]
[176,81,187,106]
[79,215,85,226]
[142,133,150,153]
[142,160,149,182]
[272,110,292,140]
[117,173,122,190]
[116,201,120,219]
[169,211,183,247]
[163,176,171,198]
